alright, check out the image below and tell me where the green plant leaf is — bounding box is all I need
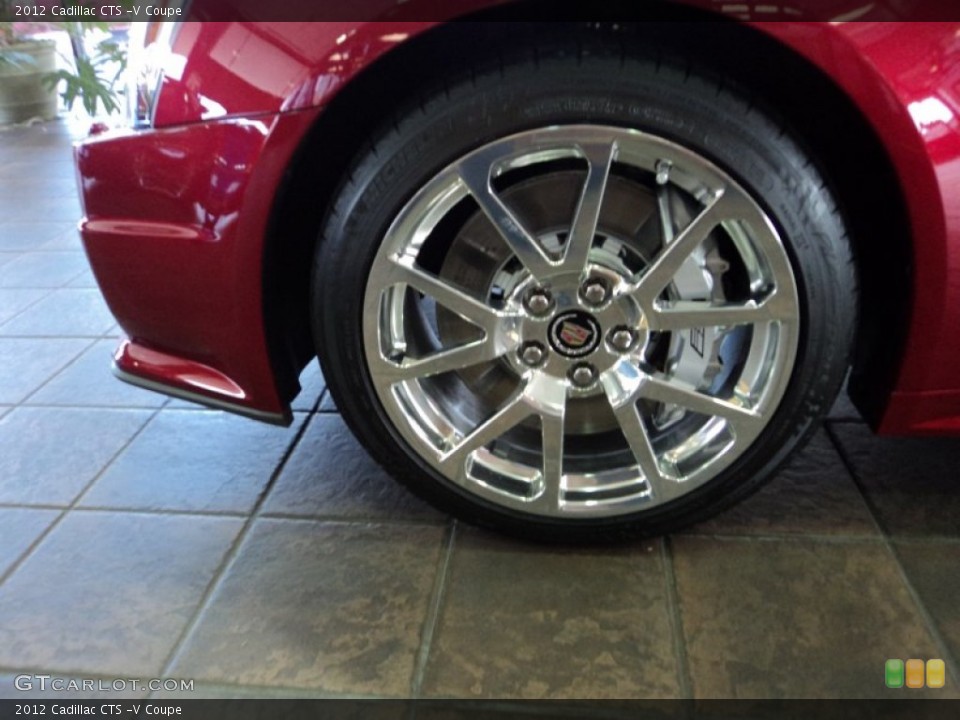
[42,54,119,116]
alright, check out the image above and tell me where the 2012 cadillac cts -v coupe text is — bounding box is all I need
[74,3,960,541]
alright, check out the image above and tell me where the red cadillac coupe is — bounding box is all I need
[74,2,960,540]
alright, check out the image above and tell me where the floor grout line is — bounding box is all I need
[155,402,320,681]
[0,286,105,292]
[0,403,163,589]
[63,503,449,528]
[16,402,168,410]
[875,535,960,546]
[0,496,919,539]
[0,246,91,253]
[0,253,92,296]
[410,521,457,700]
[258,510,449,527]
[0,334,117,340]
[0,288,58,329]
[65,506,252,519]
[0,253,88,261]
[671,531,885,545]
[0,339,97,406]
[0,504,453,528]
[0,503,70,512]
[0,228,99,334]
[824,422,960,689]
[661,536,694,700]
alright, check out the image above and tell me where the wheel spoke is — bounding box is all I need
[639,375,761,432]
[649,295,796,331]
[386,259,503,331]
[656,173,676,244]
[610,400,684,503]
[529,411,565,512]
[631,192,737,306]
[562,141,617,276]
[379,339,500,383]
[439,390,533,470]
[458,152,556,280]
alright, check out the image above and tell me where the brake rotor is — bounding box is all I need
[436,170,663,435]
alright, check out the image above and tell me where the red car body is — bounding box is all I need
[75,3,960,435]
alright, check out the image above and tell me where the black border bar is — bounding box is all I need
[2,700,960,720]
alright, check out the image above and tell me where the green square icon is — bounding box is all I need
[886,659,905,688]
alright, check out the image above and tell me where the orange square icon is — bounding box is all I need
[927,659,946,688]
[906,659,925,688]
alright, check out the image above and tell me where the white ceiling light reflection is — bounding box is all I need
[908,96,955,134]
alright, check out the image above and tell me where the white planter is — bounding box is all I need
[0,39,58,125]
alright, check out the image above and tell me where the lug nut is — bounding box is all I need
[524,288,553,316]
[519,342,547,367]
[609,327,636,352]
[569,363,598,388]
[580,279,609,306]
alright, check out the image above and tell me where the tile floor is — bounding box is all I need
[1,119,960,700]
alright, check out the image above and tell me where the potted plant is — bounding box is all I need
[0,13,59,125]
[42,21,126,117]
[1,0,127,127]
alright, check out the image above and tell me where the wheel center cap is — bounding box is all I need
[548,310,601,358]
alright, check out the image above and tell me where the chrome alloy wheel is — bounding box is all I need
[362,125,800,518]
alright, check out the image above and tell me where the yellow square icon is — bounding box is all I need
[906,659,925,688]
[927,659,946,688]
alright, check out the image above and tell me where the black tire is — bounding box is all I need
[312,38,856,542]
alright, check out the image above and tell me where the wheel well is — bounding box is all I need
[264,12,912,423]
